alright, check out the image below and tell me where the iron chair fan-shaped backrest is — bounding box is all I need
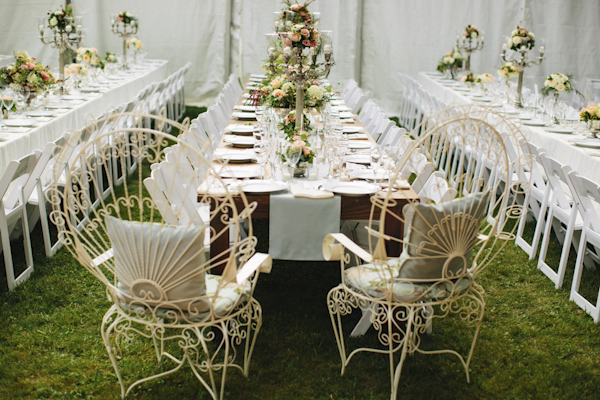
[323,104,532,400]
[47,111,271,399]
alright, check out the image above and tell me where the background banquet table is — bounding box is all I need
[417,72,600,182]
[0,60,168,171]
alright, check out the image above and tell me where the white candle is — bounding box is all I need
[282,170,292,181]
[268,47,275,55]
[283,47,291,55]
[316,155,325,163]
[39,24,44,31]
[323,44,331,53]
[308,170,318,181]
[65,24,72,32]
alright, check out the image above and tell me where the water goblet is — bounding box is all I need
[254,141,270,180]
[1,90,16,118]
[370,143,382,172]
[285,142,302,179]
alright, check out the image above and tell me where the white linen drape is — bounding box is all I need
[1,0,598,115]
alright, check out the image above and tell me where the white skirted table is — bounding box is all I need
[417,71,600,182]
[0,59,168,171]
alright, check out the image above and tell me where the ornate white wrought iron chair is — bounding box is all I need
[323,105,531,400]
[47,111,271,399]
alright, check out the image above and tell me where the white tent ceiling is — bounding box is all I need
[2,0,599,116]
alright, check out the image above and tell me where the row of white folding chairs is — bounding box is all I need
[397,73,446,133]
[340,78,367,115]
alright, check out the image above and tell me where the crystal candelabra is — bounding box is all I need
[111,15,138,70]
[266,31,333,130]
[38,16,83,94]
[501,44,544,108]
[456,34,484,71]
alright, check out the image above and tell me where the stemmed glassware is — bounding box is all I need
[323,134,337,180]
[285,143,302,179]
[254,141,270,180]
[383,144,400,183]
[1,89,16,118]
[370,143,382,173]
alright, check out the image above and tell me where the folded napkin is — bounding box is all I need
[289,183,333,199]
[269,189,341,260]
[584,149,600,157]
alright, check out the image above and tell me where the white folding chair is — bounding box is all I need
[565,171,600,321]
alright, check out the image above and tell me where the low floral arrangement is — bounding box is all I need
[461,72,475,84]
[579,104,600,122]
[436,48,465,73]
[47,7,72,31]
[542,72,578,96]
[1,96,17,113]
[280,110,313,138]
[476,73,494,84]
[507,25,535,51]
[64,63,89,77]
[105,52,118,63]
[127,37,143,51]
[287,132,315,164]
[253,75,330,110]
[116,11,137,25]
[463,24,480,39]
[76,47,100,66]
[498,62,519,80]
[0,50,56,94]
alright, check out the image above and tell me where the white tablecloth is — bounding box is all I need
[417,72,600,182]
[0,60,168,171]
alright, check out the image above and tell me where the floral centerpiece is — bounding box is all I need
[115,11,137,25]
[436,48,465,77]
[463,24,480,39]
[127,37,143,52]
[507,25,535,51]
[498,62,518,80]
[580,103,600,133]
[47,7,73,31]
[461,71,475,84]
[105,52,118,64]
[76,47,100,66]
[252,75,330,111]
[0,50,56,95]
[280,110,313,138]
[287,133,315,166]
[280,1,317,27]
[64,63,89,77]
[541,72,577,97]
[476,73,494,84]
[284,23,319,50]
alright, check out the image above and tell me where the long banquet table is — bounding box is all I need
[417,72,600,182]
[0,59,168,171]
[206,80,418,262]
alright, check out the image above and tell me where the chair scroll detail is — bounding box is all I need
[47,111,271,400]
[323,104,532,400]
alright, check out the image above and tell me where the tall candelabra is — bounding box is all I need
[456,34,484,71]
[111,15,138,70]
[501,43,544,108]
[38,15,83,93]
[266,30,333,130]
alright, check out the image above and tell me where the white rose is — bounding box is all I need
[126,12,132,17]
[513,36,522,45]
[556,83,565,91]
[544,79,551,88]
[507,38,513,48]
[529,32,535,39]
[50,17,58,26]
[470,31,477,38]
[512,29,518,36]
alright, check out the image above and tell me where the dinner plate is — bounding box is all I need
[225,124,256,135]
[23,110,56,117]
[79,87,102,93]
[573,139,600,149]
[545,127,573,134]
[45,103,73,109]
[62,94,87,101]
[324,182,380,197]
[224,136,256,148]
[342,125,365,133]
[215,150,256,163]
[235,105,258,112]
[473,97,493,102]
[332,105,352,112]
[250,74,267,79]
[348,169,390,182]
[241,180,288,194]
[232,111,256,120]
[2,118,36,127]
[348,141,372,149]
[330,99,345,106]
[219,166,262,179]
[522,119,546,127]
[339,111,354,119]
[345,133,369,140]
[342,154,371,164]
[454,87,471,92]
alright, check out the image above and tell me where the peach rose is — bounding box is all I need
[273,89,284,100]
[586,104,596,114]
[291,32,301,42]
[270,78,281,89]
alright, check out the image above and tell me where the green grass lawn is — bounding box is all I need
[1,107,599,399]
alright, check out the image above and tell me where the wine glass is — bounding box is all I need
[383,144,400,183]
[1,90,15,118]
[285,143,302,179]
[370,143,382,172]
[323,135,337,179]
[254,141,270,180]
[270,138,284,180]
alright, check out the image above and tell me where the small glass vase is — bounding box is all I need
[294,161,308,177]
[588,120,600,138]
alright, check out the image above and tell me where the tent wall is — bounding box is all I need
[1,0,598,116]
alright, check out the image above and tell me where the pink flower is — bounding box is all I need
[27,62,35,70]
[273,89,284,100]
[300,11,307,17]
[285,38,291,47]
[291,32,301,42]
[519,29,526,34]
[303,146,310,156]
[586,104,596,113]
[32,57,36,61]
[289,115,296,122]
[301,28,309,36]
[41,71,49,81]
[20,64,28,70]
[310,41,317,48]
[302,39,311,47]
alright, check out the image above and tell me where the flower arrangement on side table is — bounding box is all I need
[0,50,56,96]
[542,72,581,124]
[579,103,600,134]
[476,73,494,84]
[461,71,475,85]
